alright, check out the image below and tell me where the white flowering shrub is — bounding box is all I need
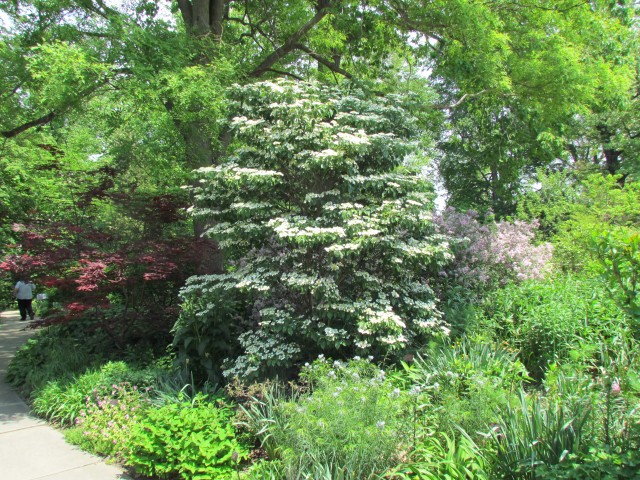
[174,79,451,380]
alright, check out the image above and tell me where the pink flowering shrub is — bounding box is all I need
[435,208,553,289]
[72,383,148,459]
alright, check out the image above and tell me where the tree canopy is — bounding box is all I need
[0,0,638,376]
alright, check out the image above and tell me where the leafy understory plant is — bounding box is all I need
[69,382,147,459]
[126,393,248,480]
[592,230,640,321]
[32,360,152,426]
[388,431,489,480]
[174,79,452,380]
[241,358,412,479]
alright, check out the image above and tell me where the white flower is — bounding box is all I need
[315,148,340,157]
[336,131,371,145]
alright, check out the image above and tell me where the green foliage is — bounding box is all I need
[535,449,640,479]
[126,394,247,480]
[517,172,640,272]
[66,382,147,459]
[6,324,107,395]
[486,362,640,479]
[31,361,157,425]
[26,40,110,110]
[486,389,592,479]
[389,432,489,480]
[175,79,451,381]
[241,358,411,479]
[591,230,640,322]
[480,275,629,379]
[6,320,169,396]
[402,337,527,435]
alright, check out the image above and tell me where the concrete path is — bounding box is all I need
[0,310,133,480]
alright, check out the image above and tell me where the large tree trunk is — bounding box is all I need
[597,124,625,182]
[175,0,332,273]
[178,0,225,36]
[174,1,228,273]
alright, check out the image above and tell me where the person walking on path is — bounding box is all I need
[14,276,35,321]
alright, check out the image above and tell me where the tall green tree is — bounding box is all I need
[1,0,638,370]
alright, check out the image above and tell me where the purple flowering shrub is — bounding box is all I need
[435,208,553,289]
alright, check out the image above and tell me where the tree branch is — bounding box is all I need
[249,6,331,78]
[2,112,56,139]
[266,69,305,81]
[294,44,353,79]
[432,90,488,110]
[1,68,131,139]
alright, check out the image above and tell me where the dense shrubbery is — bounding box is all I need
[435,208,553,290]
[479,275,630,379]
[174,79,451,382]
[125,395,248,480]
[241,358,411,479]
[5,78,640,480]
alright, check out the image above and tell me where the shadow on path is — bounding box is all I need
[0,310,132,480]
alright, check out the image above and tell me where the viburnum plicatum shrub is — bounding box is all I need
[173,79,452,381]
[434,208,553,290]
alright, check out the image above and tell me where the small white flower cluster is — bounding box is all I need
[363,306,406,328]
[336,130,371,145]
[234,273,270,292]
[196,164,284,181]
[304,189,340,203]
[323,202,365,211]
[310,148,340,158]
[358,229,381,237]
[268,218,346,239]
[324,327,348,341]
[324,242,360,252]
[379,334,408,345]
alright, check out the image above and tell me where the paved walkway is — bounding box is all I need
[0,310,132,480]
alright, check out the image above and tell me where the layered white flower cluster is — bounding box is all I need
[176,79,452,380]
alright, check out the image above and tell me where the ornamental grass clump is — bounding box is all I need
[402,337,528,438]
[241,358,412,479]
